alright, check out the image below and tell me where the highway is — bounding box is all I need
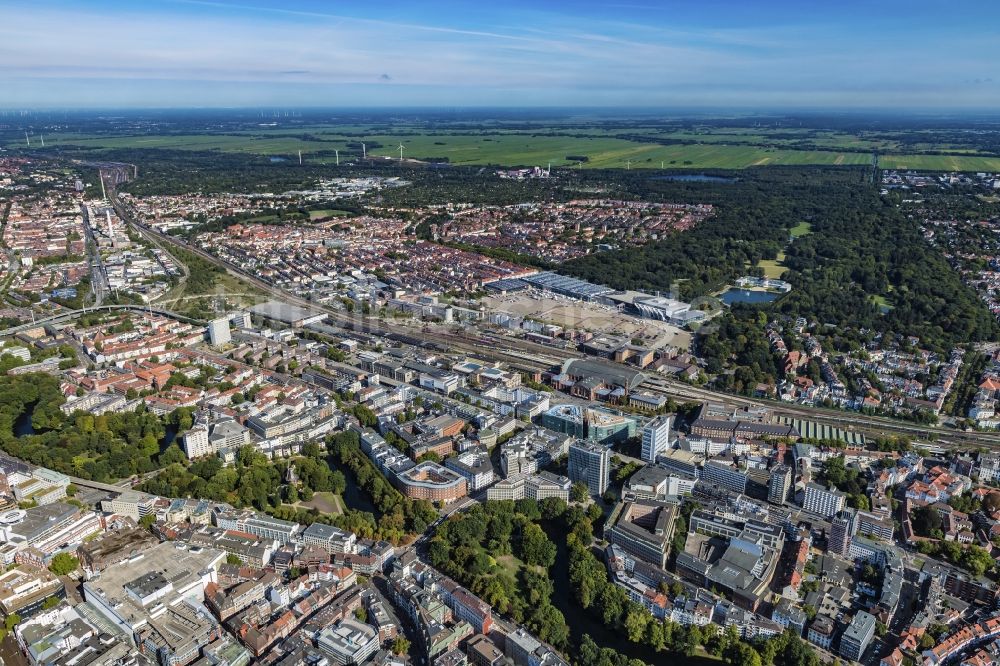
[102,181,1000,451]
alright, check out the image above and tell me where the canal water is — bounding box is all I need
[14,405,35,436]
[541,522,718,666]
[338,466,382,518]
[161,423,178,448]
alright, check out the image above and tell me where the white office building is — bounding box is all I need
[318,618,379,665]
[641,415,672,463]
[182,425,211,459]
[569,440,610,496]
[208,318,232,347]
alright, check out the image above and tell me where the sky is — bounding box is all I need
[0,0,997,110]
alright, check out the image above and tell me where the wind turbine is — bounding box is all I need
[397,143,405,162]
[40,135,45,148]
[361,142,367,159]
[24,131,29,147]
[335,149,339,166]
[625,160,632,170]
[298,150,302,165]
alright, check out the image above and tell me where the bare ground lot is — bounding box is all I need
[483,292,691,350]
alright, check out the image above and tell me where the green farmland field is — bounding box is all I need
[19,130,872,169]
[16,122,1000,172]
[366,134,872,168]
[879,153,1000,172]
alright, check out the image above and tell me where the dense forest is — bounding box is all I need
[561,167,858,298]
[558,166,998,391]
[776,191,997,350]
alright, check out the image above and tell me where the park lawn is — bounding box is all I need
[756,257,787,279]
[295,491,344,515]
[872,294,895,312]
[789,221,813,237]
[493,553,544,580]
[309,209,353,220]
[157,268,266,311]
[694,646,724,662]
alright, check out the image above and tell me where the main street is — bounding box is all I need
[80,202,110,306]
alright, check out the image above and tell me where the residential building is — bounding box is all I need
[840,610,877,661]
[466,635,505,666]
[802,483,846,518]
[807,614,836,650]
[182,425,212,459]
[0,566,64,618]
[829,509,856,557]
[768,465,791,505]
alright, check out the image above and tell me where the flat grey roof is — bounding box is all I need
[562,358,646,390]
[11,503,79,541]
[250,300,327,325]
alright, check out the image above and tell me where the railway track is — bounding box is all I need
[106,184,1000,451]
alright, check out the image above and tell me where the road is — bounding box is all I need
[102,180,1000,450]
[80,202,110,306]
[0,200,20,299]
[0,303,205,337]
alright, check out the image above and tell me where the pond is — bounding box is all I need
[720,288,781,305]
